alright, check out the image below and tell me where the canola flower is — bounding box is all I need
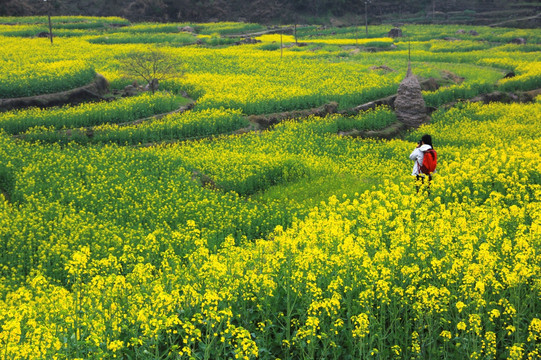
[1,100,540,359]
[87,32,197,45]
[297,23,541,43]
[0,91,181,135]
[194,21,266,35]
[0,18,540,360]
[0,59,95,98]
[482,58,541,92]
[3,24,533,116]
[303,37,394,47]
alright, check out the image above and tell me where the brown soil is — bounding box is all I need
[248,102,339,129]
[337,121,407,140]
[440,70,465,84]
[369,65,396,72]
[469,88,541,104]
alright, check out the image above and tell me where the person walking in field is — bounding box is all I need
[410,134,437,194]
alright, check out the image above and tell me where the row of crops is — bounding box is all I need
[0,100,540,359]
[0,16,540,360]
[0,28,539,143]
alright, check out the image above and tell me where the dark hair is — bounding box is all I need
[421,134,433,147]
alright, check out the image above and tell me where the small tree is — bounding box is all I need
[119,49,184,93]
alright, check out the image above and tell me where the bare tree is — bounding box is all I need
[119,50,184,93]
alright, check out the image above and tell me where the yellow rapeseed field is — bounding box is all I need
[0,17,540,359]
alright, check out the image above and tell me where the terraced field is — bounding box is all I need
[0,16,540,360]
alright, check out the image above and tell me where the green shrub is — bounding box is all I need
[259,43,281,51]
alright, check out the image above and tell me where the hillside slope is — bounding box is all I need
[1,0,539,27]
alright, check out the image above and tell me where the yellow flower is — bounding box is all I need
[440,330,452,340]
[456,301,466,313]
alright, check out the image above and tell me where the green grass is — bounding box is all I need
[87,32,197,45]
[252,172,382,217]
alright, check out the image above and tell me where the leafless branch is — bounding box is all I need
[119,49,184,92]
